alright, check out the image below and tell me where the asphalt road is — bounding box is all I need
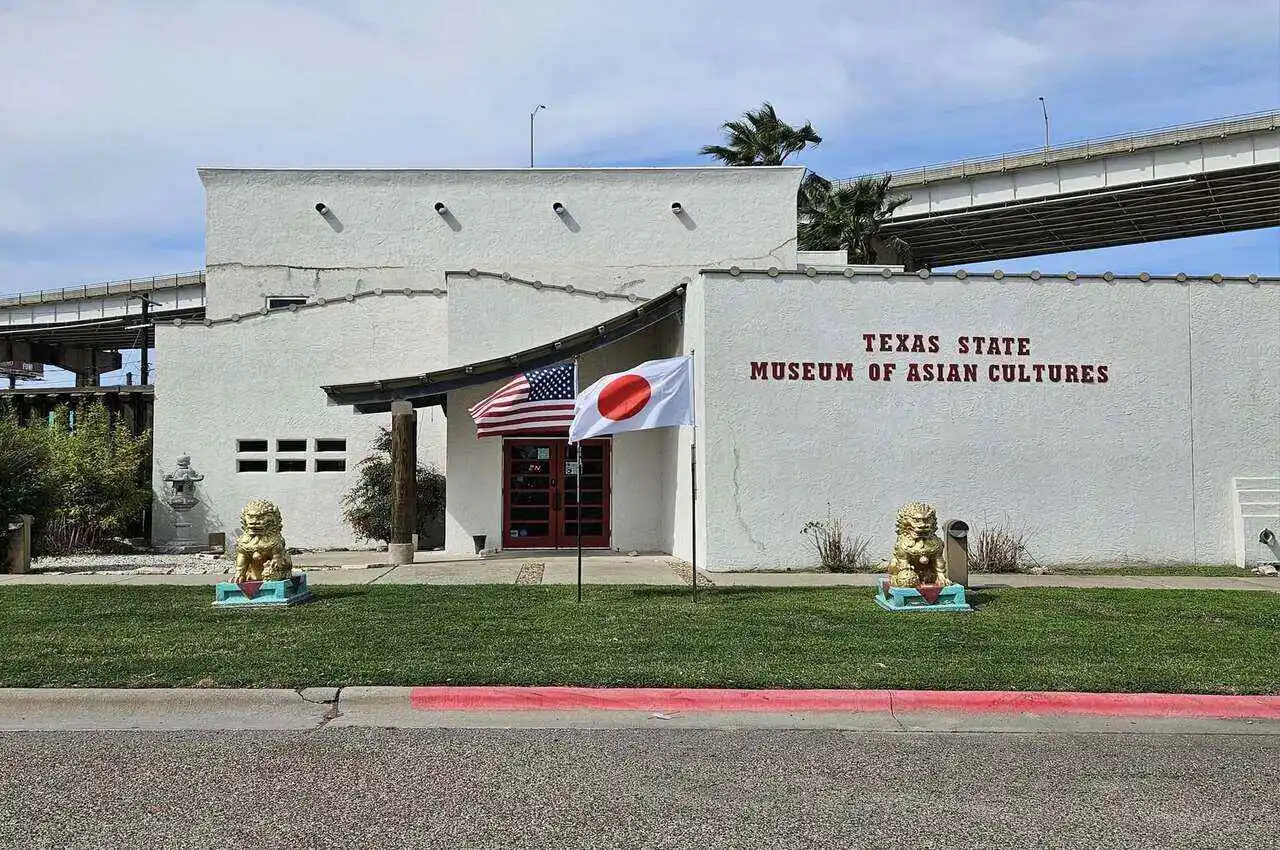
[1,728,1275,849]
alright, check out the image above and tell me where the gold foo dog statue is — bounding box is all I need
[234,499,294,582]
[887,502,949,588]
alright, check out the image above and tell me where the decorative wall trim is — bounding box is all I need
[705,267,1276,284]
[173,270,652,327]
[171,286,447,327]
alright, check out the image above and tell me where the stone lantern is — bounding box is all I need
[163,453,205,553]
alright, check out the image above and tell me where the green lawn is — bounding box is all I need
[0,585,1275,693]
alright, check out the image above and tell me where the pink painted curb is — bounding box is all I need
[408,687,1280,719]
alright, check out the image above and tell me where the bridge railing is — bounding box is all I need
[0,271,207,309]
[838,110,1280,188]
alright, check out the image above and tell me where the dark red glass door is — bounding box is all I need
[503,440,558,548]
[563,440,610,549]
[503,439,610,549]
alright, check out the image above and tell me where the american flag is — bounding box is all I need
[469,362,577,438]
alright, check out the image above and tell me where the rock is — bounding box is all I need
[1028,566,1052,575]
[626,550,640,557]
[1250,564,1279,577]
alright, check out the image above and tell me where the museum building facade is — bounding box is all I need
[151,166,1280,569]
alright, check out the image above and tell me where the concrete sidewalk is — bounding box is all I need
[2,550,1276,591]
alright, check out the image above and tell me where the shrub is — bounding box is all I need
[1,403,151,558]
[0,419,58,567]
[38,404,151,554]
[971,522,1035,573]
[342,427,446,546]
[801,513,873,572]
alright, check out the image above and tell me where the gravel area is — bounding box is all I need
[515,561,545,584]
[28,553,231,576]
[0,728,1276,849]
[668,558,715,586]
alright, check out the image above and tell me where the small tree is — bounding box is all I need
[342,427,446,546]
[40,403,151,554]
[699,103,913,268]
[0,419,58,567]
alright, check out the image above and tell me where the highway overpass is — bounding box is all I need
[0,272,205,383]
[839,111,1280,269]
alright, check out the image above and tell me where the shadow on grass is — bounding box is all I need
[963,588,997,608]
[309,588,374,602]
[627,586,705,600]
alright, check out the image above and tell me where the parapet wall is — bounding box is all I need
[699,268,1280,569]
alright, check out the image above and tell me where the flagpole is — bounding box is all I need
[576,444,583,604]
[574,358,583,604]
[690,349,697,602]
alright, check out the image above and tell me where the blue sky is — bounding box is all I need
[1,0,1277,383]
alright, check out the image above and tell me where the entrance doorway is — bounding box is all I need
[503,438,611,549]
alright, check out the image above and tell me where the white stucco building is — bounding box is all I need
[152,166,1280,569]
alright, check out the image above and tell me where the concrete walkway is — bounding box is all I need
[1,550,1276,591]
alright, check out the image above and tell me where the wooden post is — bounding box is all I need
[388,400,417,565]
[4,514,32,574]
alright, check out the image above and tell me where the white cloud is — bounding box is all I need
[1,0,1277,290]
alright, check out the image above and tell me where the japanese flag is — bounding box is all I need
[568,356,694,442]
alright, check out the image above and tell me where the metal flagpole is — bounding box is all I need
[690,349,697,602]
[574,358,583,603]
[576,446,583,603]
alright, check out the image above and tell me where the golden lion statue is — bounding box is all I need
[234,499,294,582]
[887,502,949,588]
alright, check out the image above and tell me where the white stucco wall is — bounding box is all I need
[168,166,802,549]
[200,167,802,315]
[152,295,449,549]
[699,270,1280,569]
[670,273,707,564]
[1187,283,1280,561]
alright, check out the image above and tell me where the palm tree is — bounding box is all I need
[699,102,822,166]
[701,104,912,266]
[798,174,913,266]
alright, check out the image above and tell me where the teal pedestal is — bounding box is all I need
[213,574,313,608]
[875,577,971,612]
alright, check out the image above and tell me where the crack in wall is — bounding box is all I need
[602,235,799,273]
[732,445,767,552]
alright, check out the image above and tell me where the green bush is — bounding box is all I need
[342,427,446,546]
[0,419,59,567]
[40,404,152,554]
[0,403,152,556]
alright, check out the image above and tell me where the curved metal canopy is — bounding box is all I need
[322,285,686,414]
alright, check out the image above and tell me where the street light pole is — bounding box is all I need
[530,104,547,167]
[1037,96,1050,153]
[128,294,160,385]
